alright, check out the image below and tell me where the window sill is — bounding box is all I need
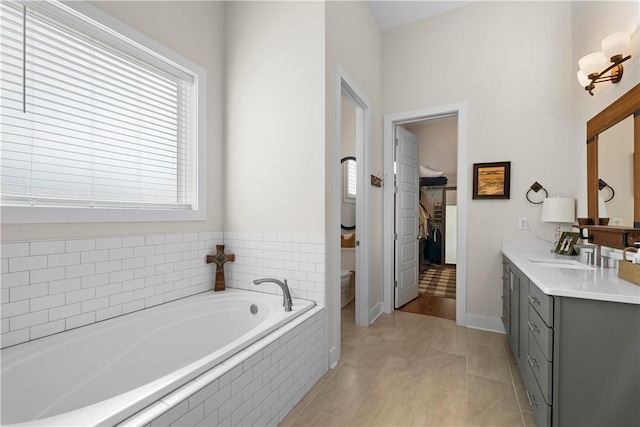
[0,206,206,224]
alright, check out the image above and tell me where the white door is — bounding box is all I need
[395,127,419,308]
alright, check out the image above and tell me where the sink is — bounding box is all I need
[528,258,595,270]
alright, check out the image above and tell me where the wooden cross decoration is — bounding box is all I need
[206,245,235,291]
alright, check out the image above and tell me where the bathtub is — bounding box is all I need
[0,289,315,426]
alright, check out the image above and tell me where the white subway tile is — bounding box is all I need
[144,294,164,308]
[10,283,48,302]
[48,252,81,268]
[134,266,155,279]
[96,305,121,322]
[30,319,65,340]
[95,283,121,298]
[155,263,174,275]
[66,239,96,253]
[134,246,155,258]
[122,235,145,247]
[49,303,81,321]
[49,277,81,294]
[109,247,133,261]
[30,293,65,312]
[164,290,182,302]
[30,240,65,256]
[218,390,243,423]
[144,275,164,288]
[96,237,122,250]
[10,310,48,330]
[66,263,95,279]
[144,255,164,267]
[67,288,95,304]
[1,288,7,304]
[307,234,325,245]
[30,267,65,284]
[145,234,165,246]
[9,255,47,273]
[1,271,29,288]
[165,233,184,244]
[122,299,145,314]
[198,231,214,241]
[122,278,144,292]
[204,385,231,419]
[122,257,145,270]
[1,328,30,348]
[1,242,29,259]
[134,287,154,300]
[1,259,8,274]
[1,300,29,318]
[81,297,109,313]
[183,233,198,242]
[1,318,8,334]
[81,274,109,289]
[95,260,122,274]
[81,250,109,264]
[110,291,133,306]
[109,269,133,284]
[66,312,95,330]
[154,244,173,255]
[173,242,190,252]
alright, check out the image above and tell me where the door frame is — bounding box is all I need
[382,103,468,325]
[330,65,370,368]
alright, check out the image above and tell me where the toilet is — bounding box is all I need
[340,269,352,308]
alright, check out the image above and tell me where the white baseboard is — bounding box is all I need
[465,314,506,334]
[369,301,383,324]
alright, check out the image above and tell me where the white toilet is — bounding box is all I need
[340,269,352,308]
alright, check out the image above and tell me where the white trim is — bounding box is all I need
[465,314,506,334]
[330,65,372,369]
[1,0,207,224]
[383,103,469,326]
[369,301,383,324]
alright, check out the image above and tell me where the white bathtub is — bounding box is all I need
[0,289,315,426]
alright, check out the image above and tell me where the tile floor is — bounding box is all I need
[280,302,537,426]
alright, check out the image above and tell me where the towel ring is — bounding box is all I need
[526,181,548,204]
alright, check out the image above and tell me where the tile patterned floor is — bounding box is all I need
[280,302,537,427]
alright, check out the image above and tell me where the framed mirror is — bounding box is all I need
[586,83,640,247]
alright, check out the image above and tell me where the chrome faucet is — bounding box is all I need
[253,278,293,311]
[574,243,602,267]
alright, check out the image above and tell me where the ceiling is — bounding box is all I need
[369,1,476,31]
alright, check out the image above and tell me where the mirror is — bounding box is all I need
[586,83,640,234]
[341,156,356,230]
[598,115,634,226]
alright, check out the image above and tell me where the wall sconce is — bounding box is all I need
[598,178,615,202]
[526,181,548,204]
[577,31,632,95]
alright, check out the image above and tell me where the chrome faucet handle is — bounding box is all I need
[601,255,611,269]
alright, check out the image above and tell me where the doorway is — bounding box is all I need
[330,66,371,369]
[382,103,469,326]
[397,117,458,320]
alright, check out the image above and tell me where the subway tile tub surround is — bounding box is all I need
[1,231,327,348]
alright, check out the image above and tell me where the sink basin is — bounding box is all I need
[528,258,595,270]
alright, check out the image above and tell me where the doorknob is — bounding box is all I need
[356,241,360,246]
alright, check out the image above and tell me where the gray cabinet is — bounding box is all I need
[503,255,640,427]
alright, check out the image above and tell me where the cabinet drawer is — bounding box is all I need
[528,307,553,361]
[529,283,553,327]
[523,365,552,427]
[527,333,552,405]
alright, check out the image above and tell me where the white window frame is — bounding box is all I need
[0,0,207,224]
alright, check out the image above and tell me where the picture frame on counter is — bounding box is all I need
[555,231,579,255]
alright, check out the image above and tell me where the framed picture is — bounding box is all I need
[555,231,579,255]
[473,161,511,199]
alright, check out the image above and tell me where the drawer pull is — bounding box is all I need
[527,354,539,369]
[526,390,538,407]
[528,295,540,305]
[527,321,539,334]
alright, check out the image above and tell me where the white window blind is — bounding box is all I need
[345,158,356,200]
[0,0,197,211]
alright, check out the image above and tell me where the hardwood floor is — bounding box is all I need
[397,295,456,320]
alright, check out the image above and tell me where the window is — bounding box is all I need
[343,158,356,202]
[0,0,206,222]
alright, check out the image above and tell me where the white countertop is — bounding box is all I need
[501,240,640,305]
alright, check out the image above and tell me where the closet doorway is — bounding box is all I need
[397,117,458,320]
[382,102,469,326]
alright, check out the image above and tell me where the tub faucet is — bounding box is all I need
[253,278,293,312]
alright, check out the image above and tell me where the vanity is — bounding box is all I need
[502,240,640,427]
